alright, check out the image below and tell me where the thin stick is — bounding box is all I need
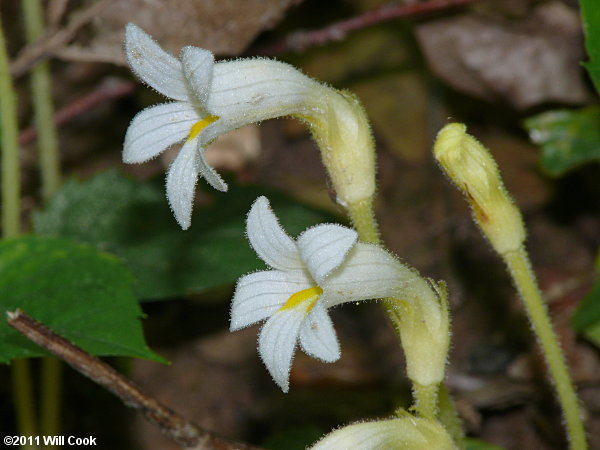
[7,309,262,450]
[19,80,136,146]
[255,0,480,55]
[10,0,114,78]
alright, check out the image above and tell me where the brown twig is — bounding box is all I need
[19,80,136,146]
[47,0,71,30]
[10,0,115,78]
[7,309,262,450]
[255,0,481,56]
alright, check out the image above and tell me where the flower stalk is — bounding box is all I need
[505,247,587,450]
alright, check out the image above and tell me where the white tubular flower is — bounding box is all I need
[123,24,376,230]
[309,416,456,450]
[230,196,403,392]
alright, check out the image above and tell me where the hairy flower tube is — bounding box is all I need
[123,24,376,230]
[393,279,450,390]
[230,196,409,392]
[309,414,456,450]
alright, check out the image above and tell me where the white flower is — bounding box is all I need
[309,416,456,450]
[230,196,404,392]
[123,24,326,229]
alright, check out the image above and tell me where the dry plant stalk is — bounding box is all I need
[7,309,262,450]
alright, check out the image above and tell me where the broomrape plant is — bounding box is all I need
[120,24,587,450]
[0,4,589,448]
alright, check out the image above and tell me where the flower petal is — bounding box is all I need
[166,138,200,230]
[322,243,403,307]
[258,306,306,392]
[197,147,228,192]
[230,269,311,331]
[297,224,357,284]
[246,197,303,271]
[299,302,340,362]
[310,419,414,450]
[180,46,215,107]
[124,23,189,101]
[309,417,455,450]
[123,102,199,163]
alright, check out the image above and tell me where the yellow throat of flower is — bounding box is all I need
[279,286,323,313]
[187,115,220,142]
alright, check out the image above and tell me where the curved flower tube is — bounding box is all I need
[123,24,376,230]
[230,196,405,392]
[309,415,456,450]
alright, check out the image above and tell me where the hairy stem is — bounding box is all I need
[346,198,380,244]
[412,382,438,421]
[505,248,587,450]
[437,384,464,448]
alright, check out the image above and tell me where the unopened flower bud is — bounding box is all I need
[433,123,525,255]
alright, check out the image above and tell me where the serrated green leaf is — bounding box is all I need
[465,438,505,450]
[33,170,331,301]
[580,0,600,93]
[523,106,600,176]
[0,236,163,363]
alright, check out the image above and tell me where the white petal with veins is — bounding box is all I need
[299,301,340,362]
[124,24,189,101]
[246,197,304,271]
[259,306,307,392]
[181,46,215,107]
[123,102,198,163]
[197,147,228,192]
[166,138,200,230]
[298,224,357,284]
[230,270,311,331]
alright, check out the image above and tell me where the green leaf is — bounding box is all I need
[0,236,163,363]
[580,0,600,93]
[523,106,600,176]
[34,170,331,301]
[572,253,600,347]
[465,438,505,450]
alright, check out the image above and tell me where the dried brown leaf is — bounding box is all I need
[58,0,302,65]
[416,1,591,109]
